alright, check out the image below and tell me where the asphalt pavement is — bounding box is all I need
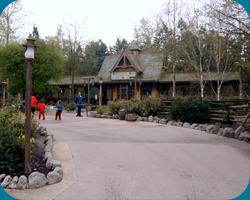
[4,108,250,200]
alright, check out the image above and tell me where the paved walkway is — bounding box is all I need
[5,109,250,199]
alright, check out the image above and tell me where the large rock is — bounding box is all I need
[213,122,221,134]
[176,122,183,127]
[54,167,63,176]
[44,144,53,153]
[223,127,234,137]
[239,131,250,141]
[201,124,208,131]
[8,176,18,189]
[45,135,53,143]
[46,131,54,139]
[183,122,190,128]
[0,174,6,182]
[195,124,203,131]
[148,115,154,122]
[159,119,167,124]
[1,175,12,188]
[217,128,224,136]
[28,172,48,189]
[143,117,148,122]
[190,124,198,129]
[47,171,63,185]
[206,125,214,133]
[17,175,28,190]
[44,152,53,162]
[229,131,235,138]
[235,126,247,139]
[167,120,174,125]
[50,159,62,170]
[137,117,143,121]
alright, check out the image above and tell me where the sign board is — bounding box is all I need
[111,71,136,80]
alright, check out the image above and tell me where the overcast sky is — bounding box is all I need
[0,0,249,47]
[18,0,168,47]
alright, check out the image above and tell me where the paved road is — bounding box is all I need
[6,110,250,200]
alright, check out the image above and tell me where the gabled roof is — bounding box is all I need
[94,49,164,83]
[110,49,143,73]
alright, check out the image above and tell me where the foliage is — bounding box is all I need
[141,96,162,116]
[78,39,109,75]
[170,97,211,123]
[181,97,211,123]
[108,99,127,115]
[0,38,64,96]
[0,99,37,174]
[109,37,129,53]
[169,98,183,120]
[107,96,161,116]
[97,106,111,115]
[66,102,77,111]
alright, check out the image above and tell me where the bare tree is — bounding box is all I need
[62,18,87,102]
[156,0,184,97]
[205,0,250,99]
[0,0,26,46]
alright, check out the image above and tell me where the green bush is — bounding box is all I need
[124,98,142,115]
[0,104,37,174]
[169,97,211,123]
[107,96,161,116]
[97,106,111,115]
[66,102,77,111]
[169,98,183,120]
[141,96,161,116]
[108,99,126,115]
[181,97,211,123]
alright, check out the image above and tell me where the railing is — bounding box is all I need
[158,99,250,125]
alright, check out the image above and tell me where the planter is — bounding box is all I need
[126,113,137,121]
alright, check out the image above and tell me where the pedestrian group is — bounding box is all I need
[23,92,85,121]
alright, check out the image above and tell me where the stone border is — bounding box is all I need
[0,126,63,190]
[89,112,250,143]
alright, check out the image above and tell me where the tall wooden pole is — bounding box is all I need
[25,60,34,174]
[88,79,90,105]
[99,83,102,108]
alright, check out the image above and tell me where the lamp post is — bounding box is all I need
[1,80,7,107]
[23,38,37,174]
[99,78,103,108]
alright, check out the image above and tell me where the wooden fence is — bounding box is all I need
[158,99,250,125]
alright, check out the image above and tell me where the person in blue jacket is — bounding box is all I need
[55,100,63,120]
[75,92,84,117]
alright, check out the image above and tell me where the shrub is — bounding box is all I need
[97,106,111,115]
[108,99,126,115]
[107,96,161,116]
[169,98,183,120]
[181,97,211,123]
[124,98,142,115]
[141,96,161,116]
[0,104,36,174]
[66,102,77,111]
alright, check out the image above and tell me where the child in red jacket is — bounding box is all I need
[37,100,46,120]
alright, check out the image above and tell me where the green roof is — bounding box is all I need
[94,50,164,83]
[158,71,240,82]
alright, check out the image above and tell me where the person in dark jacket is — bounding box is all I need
[75,92,84,117]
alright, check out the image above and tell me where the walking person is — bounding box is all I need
[55,100,63,120]
[37,100,46,120]
[75,92,84,117]
[26,92,37,116]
